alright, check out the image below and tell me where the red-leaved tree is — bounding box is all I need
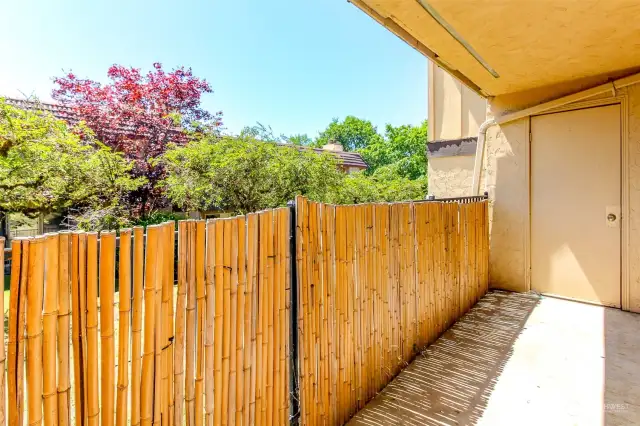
[53,63,222,216]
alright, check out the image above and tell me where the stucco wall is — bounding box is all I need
[479,118,529,292]
[480,83,640,311]
[427,156,475,197]
[429,61,486,141]
[623,84,640,312]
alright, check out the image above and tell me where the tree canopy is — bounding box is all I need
[160,136,343,214]
[52,63,221,215]
[359,121,428,178]
[315,115,383,151]
[0,98,143,219]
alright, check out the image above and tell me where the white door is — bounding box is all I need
[531,105,621,307]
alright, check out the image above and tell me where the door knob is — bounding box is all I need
[607,213,617,222]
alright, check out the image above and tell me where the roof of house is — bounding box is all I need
[292,145,367,169]
[2,97,182,139]
[5,97,80,122]
[3,97,368,169]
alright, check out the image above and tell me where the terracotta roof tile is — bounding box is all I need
[3,97,368,169]
[291,145,368,169]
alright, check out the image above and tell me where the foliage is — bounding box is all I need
[238,123,313,147]
[52,63,222,215]
[315,116,383,151]
[131,211,185,228]
[286,133,313,146]
[67,205,133,232]
[239,122,283,142]
[0,98,143,219]
[359,121,428,178]
[333,168,428,204]
[160,136,343,214]
[313,116,428,202]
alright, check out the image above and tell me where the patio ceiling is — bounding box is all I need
[351,0,640,97]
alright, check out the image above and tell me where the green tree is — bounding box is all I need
[0,98,144,221]
[239,122,282,142]
[359,121,428,178]
[160,136,344,214]
[315,116,382,151]
[334,168,427,204]
[286,133,313,146]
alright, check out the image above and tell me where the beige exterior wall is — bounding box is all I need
[429,61,486,141]
[427,156,475,197]
[479,83,640,312]
[480,118,529,292]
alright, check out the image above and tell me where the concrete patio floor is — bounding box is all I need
[348,290,640,426]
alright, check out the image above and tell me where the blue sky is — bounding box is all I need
[0,0,427,138]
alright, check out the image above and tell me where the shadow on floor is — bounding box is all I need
[604,307,640,425]
[347,290,540,426]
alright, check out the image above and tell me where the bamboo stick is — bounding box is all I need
[272,211,281,426]
[380,204,389,383]
[152,224,166,426]
[57,233,71,426]
[79,234,90,426]
[228,219,238,426]
[168,223,176,426]
[26,238,45,426]
[132,226,145,426]
[43,235,59,426]
[323,203,331,419]
[353,206,362,410]
[470,203,477,303]
[85,233,99,426]
[174,222,187,426]
[100,231,116,426]
[278,209,288,424]
[204,221,215,426]
[0,237,4,426]
[160,224,170,426]
[246,214,258,426]
[8,239,26,426]
[335,206,344,423]
[185,221,196,426]
[141,226,159,426]
[320,204,329,420]
[308,204,318,424]
[459,204,468,315]
[306,201,315,424]
[265,210,275,426]
[429,203,436,343]
[255,215,265,426]
[116,229,132,426]
[195,221,206,426]
[361,205,369,404]
[69,234,86,426]
[153,224,166,426]
[222,219,232,426]
[235,216,246,426]
[213,220,224,426]
[348,205,356,413]
[295,198,307,425]
[312,200,319,424]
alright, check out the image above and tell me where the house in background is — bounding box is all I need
[3,98,368,228]
[4,98,368,173]
[350,0,640,313]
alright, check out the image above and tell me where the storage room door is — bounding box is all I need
[531,104,621,307]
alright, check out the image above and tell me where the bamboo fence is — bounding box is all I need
[295,196,490,425]
[2,210,291,426]
[0,197,488,426]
